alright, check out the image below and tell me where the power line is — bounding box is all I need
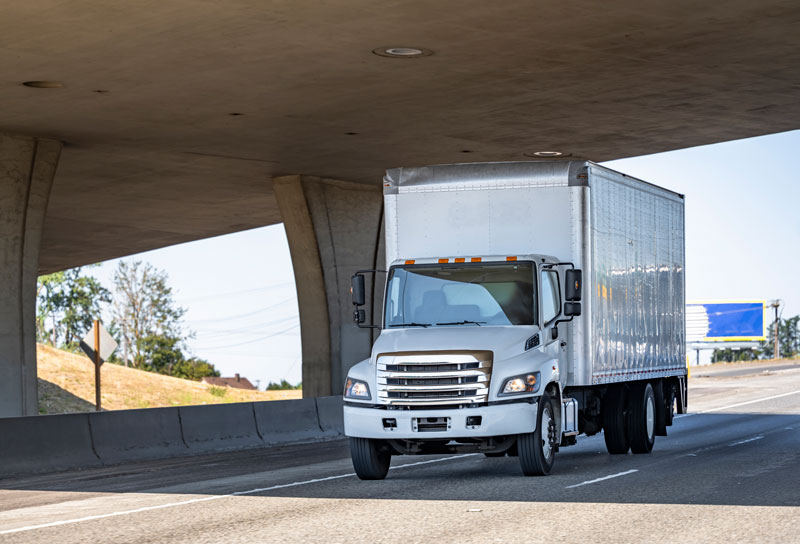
[193,323,300,350]
[193,315,299,337]
[176,282,294,304]
[185,296,296,323]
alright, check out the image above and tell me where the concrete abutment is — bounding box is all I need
[0,133,62,418]
[273,175,383,397]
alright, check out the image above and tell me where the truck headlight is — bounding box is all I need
[499,371,540,396]
[344,378,371,400]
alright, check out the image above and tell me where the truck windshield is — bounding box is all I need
[384,263,536,328]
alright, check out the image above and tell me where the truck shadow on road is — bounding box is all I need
[1,412,799,508]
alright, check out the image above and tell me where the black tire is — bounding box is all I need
[484,452,506,457]
[603,386,630,454]
[628,382,656,454]
[350,437,391,480]
[518,393,557,476]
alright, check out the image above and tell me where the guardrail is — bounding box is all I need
[0,396,344,479]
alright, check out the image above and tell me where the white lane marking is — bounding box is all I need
[677,389,800,419]
[0,454,478,535]
[728,435,765,447]
[565,469,638,489]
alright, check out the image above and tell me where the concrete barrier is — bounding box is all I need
[0,397,347,478]
[254,397,322,445]
[315,395,345,439]
[179,402,263,452]
[0,413,99,478]
[89,407,186,464]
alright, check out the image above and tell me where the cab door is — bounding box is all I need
[539,267,568,384]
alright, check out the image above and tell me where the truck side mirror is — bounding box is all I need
[565,269,582,302]
[351,273,366,307]
[564,302,581,317]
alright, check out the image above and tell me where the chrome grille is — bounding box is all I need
[377,353,493,406]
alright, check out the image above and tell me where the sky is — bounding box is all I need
[87,129,800,386]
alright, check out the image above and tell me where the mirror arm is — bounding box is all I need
[541,262,575,270]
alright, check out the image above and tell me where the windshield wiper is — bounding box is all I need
[390,322,432,328]
[436,320,486,326]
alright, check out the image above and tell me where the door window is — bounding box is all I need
[541,270,561,325]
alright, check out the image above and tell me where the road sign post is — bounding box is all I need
[94,319,101,411]
[80,321,118,412]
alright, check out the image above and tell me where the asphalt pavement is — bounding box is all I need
[1,363,798,543]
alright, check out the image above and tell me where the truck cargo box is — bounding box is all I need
[383,161,686,386]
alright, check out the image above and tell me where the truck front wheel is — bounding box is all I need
[518,393,556,476]
[350,437,391,480]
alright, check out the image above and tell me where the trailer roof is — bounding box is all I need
[384,160,684,199]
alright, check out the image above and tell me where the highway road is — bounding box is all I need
[1,363,799,543]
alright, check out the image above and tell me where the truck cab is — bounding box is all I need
[344,255,582,478]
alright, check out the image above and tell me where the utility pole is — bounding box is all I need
[768,300,781,360]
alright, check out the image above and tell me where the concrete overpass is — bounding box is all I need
[2,1,799,416]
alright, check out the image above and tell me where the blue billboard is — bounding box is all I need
[686,301,766,342]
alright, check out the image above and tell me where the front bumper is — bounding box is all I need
[344,401,538,440]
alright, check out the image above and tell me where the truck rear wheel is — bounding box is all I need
[603,386,630,454]
[653,380,668,436]
[628,382,656,454]
[350,437,391,480]
[518,393,556,476]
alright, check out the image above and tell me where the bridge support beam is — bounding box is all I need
[273,175,383,397]
[0,134,62,418]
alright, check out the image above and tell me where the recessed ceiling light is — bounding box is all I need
[524,151,571,158]
[22,81,63,88]
[372,47,433,58]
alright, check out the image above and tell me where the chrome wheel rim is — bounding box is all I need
[646,394,655,440]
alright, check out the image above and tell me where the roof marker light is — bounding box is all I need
[471,257,482,263]
[506,256,517,261]
[438,258,449,263]
[455,258,466,263]
[405,259,415,265]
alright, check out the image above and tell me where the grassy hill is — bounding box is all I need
[37,344,301,415]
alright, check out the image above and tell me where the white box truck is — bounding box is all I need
[344,161,687,478]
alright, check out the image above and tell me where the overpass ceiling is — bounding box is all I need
[2,1,798,272]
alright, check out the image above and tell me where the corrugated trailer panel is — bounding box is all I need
[586,165,686,385]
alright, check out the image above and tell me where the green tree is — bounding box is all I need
[711,347,758,363]
[266,379,302,390]
[36,267,111,349]
[111,261,187,368]
[172,357,220,380]
[110,260,220,380]
[760,315,800,359]
[137,334,219,379]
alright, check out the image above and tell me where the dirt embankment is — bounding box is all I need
[36,343,301,415]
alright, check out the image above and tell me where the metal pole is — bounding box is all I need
[94,319,101,411]
[774,303,780,360]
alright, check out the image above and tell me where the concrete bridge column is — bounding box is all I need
[0,134,61,417]
[273,175,383,397]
